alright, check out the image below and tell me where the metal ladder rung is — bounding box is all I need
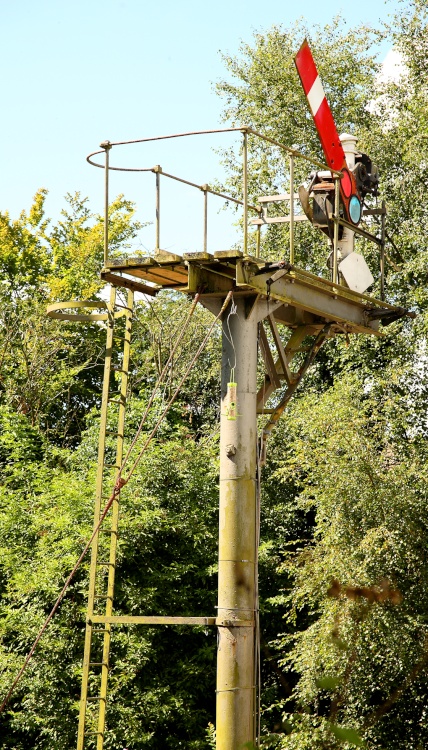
[78,288,134,749]
[113,303,133,312]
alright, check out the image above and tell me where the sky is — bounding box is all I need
[1,0,402,256]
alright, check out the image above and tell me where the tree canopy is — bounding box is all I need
[1,2,428,748]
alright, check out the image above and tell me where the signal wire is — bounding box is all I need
[119,291,201,469]
[118,291,233,486]
[0,290,233,716]
[255,323,265,748]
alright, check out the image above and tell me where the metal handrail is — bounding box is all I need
[87,127,381,290]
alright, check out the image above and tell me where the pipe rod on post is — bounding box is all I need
[336,134,357,274]
[332,176,340,284]
[101,141,112,267]
[243,131,248,255]
[216,297,257,750]
[256,210,262,258]
[380,200,386,300]
[289,155,295,264]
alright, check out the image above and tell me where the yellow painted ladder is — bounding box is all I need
[77,286,133,750]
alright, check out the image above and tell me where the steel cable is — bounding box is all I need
[0,290,232,715]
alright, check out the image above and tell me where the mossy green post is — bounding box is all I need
[217,298,258,750]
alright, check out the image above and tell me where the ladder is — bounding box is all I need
[77,286,134,750]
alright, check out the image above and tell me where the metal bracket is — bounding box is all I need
[101,270,160,296]
[46,300,127,322]
[87,615,254,627]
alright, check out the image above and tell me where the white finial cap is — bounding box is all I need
[340,133,358,150]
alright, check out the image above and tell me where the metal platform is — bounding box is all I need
[102,249,411,337]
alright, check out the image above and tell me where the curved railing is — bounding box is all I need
[87,126,385,290]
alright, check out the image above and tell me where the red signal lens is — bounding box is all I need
[341,169,352,198]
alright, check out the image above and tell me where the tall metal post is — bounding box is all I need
[289,155,295,264]
[216,297,258,750]
[243,131,248,255]
[155,165,162,252]
[203,185,208,253]
[100,141,112,267]
[332,176,340,285]
[380,199,386,300]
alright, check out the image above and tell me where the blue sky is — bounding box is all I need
[1,0,401,254]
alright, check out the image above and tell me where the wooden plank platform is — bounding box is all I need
[103,252,412,336]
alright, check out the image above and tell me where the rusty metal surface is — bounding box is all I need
[100,270,160,296]
[104,252,411,336]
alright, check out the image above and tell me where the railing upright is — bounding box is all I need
[101,141,112,266]
[202,185,208,253]
[289,155,295,264]
[243,130,248,255]
[155,165,161,252]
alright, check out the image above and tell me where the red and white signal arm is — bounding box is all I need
[294,39,362,225]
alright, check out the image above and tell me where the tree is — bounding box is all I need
[215,4,428,748]
[0,192,225,748]
[0,403,220,749]
[2,4,428,748]
[0,190,143,445]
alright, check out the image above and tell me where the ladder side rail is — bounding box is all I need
[77,286,118,750]
[97,289,134,748]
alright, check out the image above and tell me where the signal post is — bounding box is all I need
[95,248,408,750]
[74,39,412,742]
[217,298,258,749]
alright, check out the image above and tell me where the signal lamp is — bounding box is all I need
[349,195,362,224]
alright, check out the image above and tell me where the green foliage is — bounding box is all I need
[0,190,144,444]
[330,724,365,747]
[48,193,143,300]
[218,17,378,151]
[360,2,428,317]
[260,370,428,748]
[0,401,221,748]
[1,4,428,749]
[214,4,428,748]
[0,189,50,296]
